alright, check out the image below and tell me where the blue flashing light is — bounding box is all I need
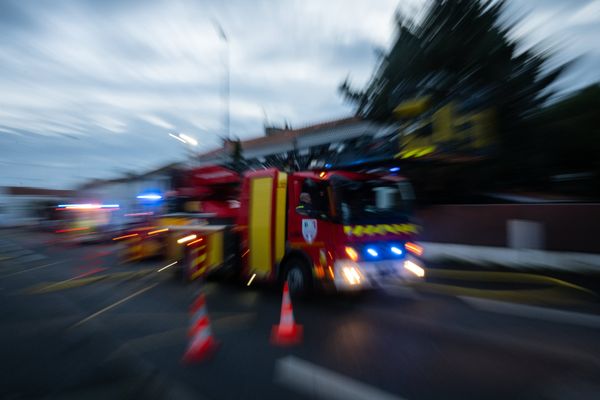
[137,193,163,200]
[389,167,400,172]
[324,163,332,168]
[390,246,403,255]
[366,247,379,257]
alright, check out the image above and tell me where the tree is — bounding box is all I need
[229,138,246,173]
[526,84,600,195]
[340,0,567,153]
[339,0,573,200]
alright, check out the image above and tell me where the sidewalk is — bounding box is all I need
[422,241,600,272]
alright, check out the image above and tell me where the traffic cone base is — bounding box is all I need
[182,336,219,364]
[271,282,303,346]
[271,324,303,346]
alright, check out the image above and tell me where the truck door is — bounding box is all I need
[288,177,336,276]
[242,169,287,281]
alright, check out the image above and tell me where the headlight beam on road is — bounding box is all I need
[157,261,178,272]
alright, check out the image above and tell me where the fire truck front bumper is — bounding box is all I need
[333,256,425,291]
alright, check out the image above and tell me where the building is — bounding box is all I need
[0,186,75,227]
[197,116,397,170]
[69,116,396,225]
[77,162,181,227]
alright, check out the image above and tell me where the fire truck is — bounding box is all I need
[117,165,425,295]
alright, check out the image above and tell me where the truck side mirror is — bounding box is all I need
[295,205,310,216]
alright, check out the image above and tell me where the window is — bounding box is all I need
[297,179,330,219]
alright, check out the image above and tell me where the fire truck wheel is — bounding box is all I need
[285,258,312,297]
[173,251,191,283]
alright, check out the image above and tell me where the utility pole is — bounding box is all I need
[214,20,230,141]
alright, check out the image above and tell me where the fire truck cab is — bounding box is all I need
[236,168,424,295]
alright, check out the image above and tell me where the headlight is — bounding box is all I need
[403,260,425,278]
[342,266,362,285]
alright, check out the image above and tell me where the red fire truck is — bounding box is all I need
[120,166,425,295]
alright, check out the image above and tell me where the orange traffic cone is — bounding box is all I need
[182,288,219,363]
[271,282,303,346]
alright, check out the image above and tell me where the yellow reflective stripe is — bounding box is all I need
[207,231,223,268]
[343,223,420,236]
[193,254,206,267]
[383,224,396,233]
[394,224,419,234]
[274,172,287,263]
[191,267,204,280]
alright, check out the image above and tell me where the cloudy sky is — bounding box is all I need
[1,0,598,189]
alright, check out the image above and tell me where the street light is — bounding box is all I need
[169,132,198,147]
[179,134,198,146]
[169,133,186,144]
[213,20,230,141]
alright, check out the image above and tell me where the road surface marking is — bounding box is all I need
[0,260,67,278]
[25,268,159,293]
[72,267,107,279]
[407,281,584,305]
[31,267,108,292]
[275,356,406,400]
[70,282,159,328]
[460,296,600,329]
[157,261,177,272]
[426,269,595,296]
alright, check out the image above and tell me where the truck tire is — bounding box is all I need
[174,251,191,283]
[284,258,313,298]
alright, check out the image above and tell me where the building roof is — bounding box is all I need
[198,116,363,157]
[79,162,182,189]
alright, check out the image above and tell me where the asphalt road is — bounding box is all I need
[1,229,600,400]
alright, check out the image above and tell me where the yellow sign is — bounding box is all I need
[395,99,495,159]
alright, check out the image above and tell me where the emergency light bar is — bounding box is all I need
[57,204,120,210]
[136,194,163,200]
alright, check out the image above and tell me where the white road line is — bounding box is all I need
[70,282,159,328]
[460,296,600,329]
[274,356,406,400]
[157,261,177,272]
[0,260,67,278]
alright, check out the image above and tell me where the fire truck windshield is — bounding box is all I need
[330,176,414,225]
